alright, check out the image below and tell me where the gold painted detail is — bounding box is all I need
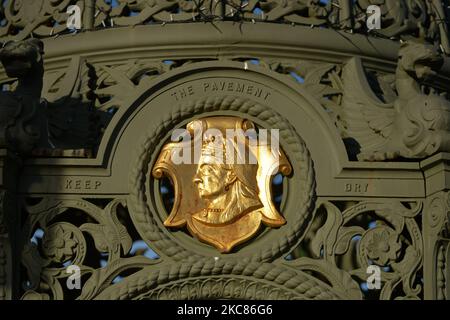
[152,116,292,253]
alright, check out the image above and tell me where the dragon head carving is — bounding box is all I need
[398,41,443,80]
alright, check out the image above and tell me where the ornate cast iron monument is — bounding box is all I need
[0,0,450,300]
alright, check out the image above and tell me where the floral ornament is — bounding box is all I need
[365,227,401,266]
[42,225,78,263]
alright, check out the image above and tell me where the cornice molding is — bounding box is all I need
[1,22,449,81]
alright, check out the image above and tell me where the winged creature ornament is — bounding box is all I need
[341,41,450,161]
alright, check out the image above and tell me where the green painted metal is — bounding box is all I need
[0,0,450,300]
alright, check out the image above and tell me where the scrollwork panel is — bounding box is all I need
[20,197,159,300]
[18,195,428,300]
[289,199,424,300]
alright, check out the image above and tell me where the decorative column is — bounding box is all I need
[0,148,21,300]
[422,155,450,300]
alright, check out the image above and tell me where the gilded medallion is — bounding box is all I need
[152,116,292,253]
